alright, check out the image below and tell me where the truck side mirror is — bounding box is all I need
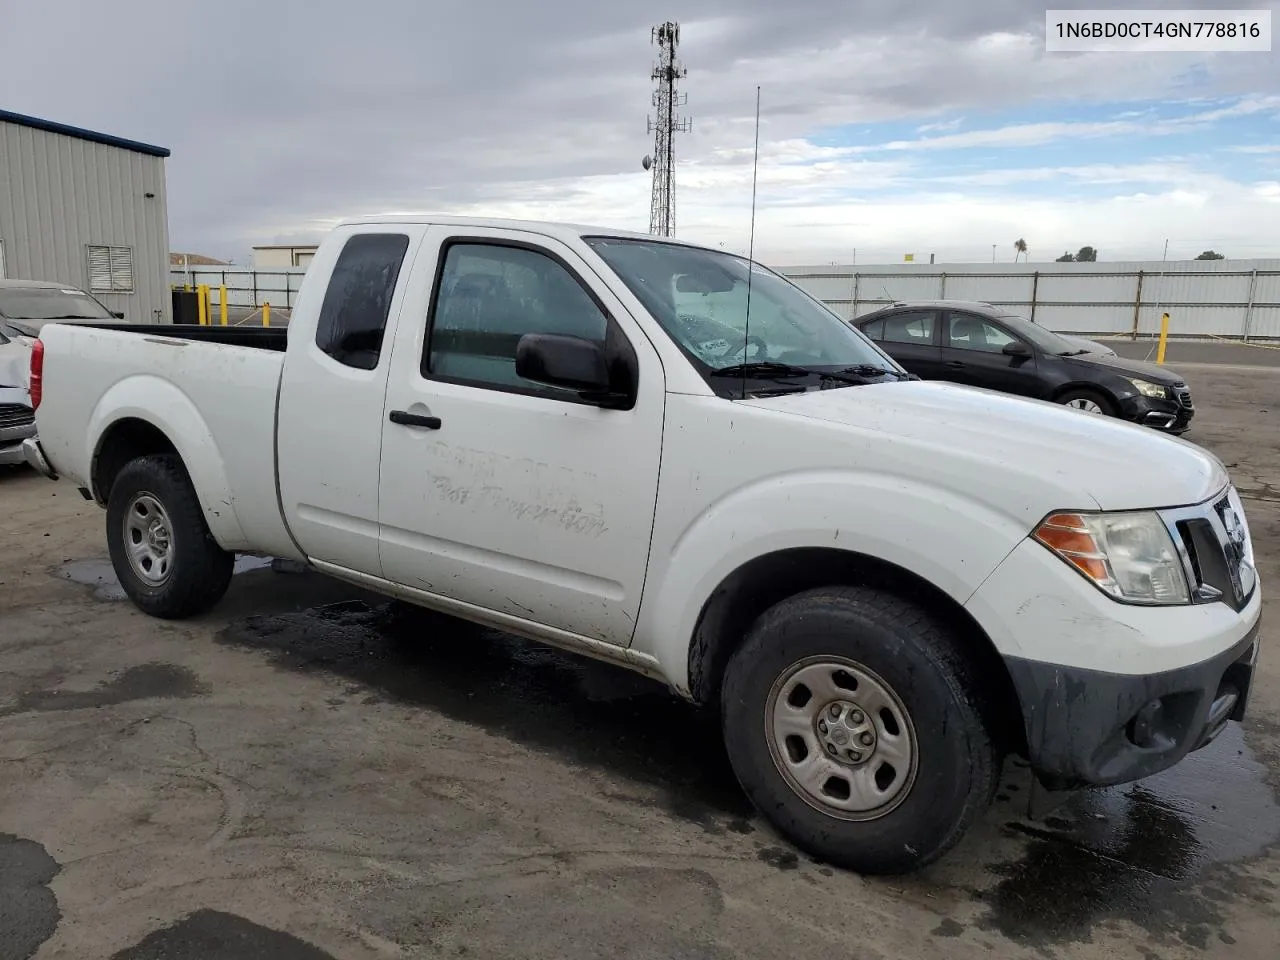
[515,331,611,388]
[516,331,637,410]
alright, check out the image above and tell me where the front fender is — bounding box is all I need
[634,469,1033,696]
[88,374,249,548]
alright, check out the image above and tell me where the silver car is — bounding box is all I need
[0,325,35,467]
[0,279,124,466]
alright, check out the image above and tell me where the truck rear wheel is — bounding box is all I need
[105,454,234,619]
[719,585,999,875]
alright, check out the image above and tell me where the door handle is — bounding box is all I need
[946,360,966,368]
[389,410,442,429]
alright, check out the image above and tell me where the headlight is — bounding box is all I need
[1033,511,1189,604]
[1126,377,1168,399]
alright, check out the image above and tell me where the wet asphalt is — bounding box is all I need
[2,362,1279,958]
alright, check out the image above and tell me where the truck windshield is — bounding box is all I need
[584,237,904,394]
[0,286,115,321]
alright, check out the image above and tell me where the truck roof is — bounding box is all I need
[336,214,716,251]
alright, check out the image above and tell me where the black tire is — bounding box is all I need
[105,453,234,619]
[1056,387,1116,417]
[719,585,1000,875]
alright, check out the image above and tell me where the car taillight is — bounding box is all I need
[30,338,44,410]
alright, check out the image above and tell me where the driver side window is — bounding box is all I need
[423,241,610,395]
[946,313,1017,353]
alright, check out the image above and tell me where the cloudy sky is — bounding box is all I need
[3,0,1278,264]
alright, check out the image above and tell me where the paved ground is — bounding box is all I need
[2,367,1279,959]
[1099,337,1280,369]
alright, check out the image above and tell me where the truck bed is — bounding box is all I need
[56,322,289,351]
[34,321,300,559]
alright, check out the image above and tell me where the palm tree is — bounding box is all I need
[1013,238,1027,262]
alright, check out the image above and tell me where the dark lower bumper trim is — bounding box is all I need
[1120,395,1193,432]
[1004,615,1261,789]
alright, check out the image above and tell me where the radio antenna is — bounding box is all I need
[742,85,761,399]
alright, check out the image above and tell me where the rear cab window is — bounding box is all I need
[314,233,411,370]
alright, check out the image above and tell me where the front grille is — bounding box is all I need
[0,403,34,430]
[1165,488,1255,610]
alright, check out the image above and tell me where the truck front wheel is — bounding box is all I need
[105,454,234,619]
[720,585,1000,875]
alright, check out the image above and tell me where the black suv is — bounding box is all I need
[853,300,1193,434]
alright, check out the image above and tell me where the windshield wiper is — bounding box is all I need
[710,361,813,379]
[710,361,869,387]
[835,363,912,380]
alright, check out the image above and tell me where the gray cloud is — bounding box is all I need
[2,0,1276,259]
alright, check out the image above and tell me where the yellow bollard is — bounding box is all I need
[197,284,208,326]
[219,286,228,326]
[263,301,271,327]
[1156,312,1170,364]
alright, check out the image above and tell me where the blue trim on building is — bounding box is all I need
[0,108,170,158]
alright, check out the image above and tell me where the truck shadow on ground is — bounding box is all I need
[213,587,756,833]
[65,559,1280,952]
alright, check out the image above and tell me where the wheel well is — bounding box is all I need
[91,418,180,505]
[686,547,1027,756]
[1052,382,1111,402]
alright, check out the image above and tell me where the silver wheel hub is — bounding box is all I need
[1067,397,1102,413]
[766,657,918,821]
[816,700,877,764]
[124,493,174,584]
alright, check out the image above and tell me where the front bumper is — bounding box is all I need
[967,482,1261,788]
[1004,616,1260,789]
[1118,392,1194,433]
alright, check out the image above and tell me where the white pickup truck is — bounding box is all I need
[22,215,1262,874]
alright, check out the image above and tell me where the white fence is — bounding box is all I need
[776,259,1280,341]
[172,258,1280,341]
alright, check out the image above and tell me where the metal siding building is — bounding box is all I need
[252,245,318,269]
[0,109,171,322]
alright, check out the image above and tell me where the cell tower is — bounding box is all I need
[642,21,691,237]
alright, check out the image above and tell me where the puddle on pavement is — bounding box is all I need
[216,599,753,829]
[61,555,279,601]
[108,909,336,960]
[970,722,1280,949]
[60,559,128,600]
[0,833,62,960]
[0,662,206,718]
[217,597,1280,948]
